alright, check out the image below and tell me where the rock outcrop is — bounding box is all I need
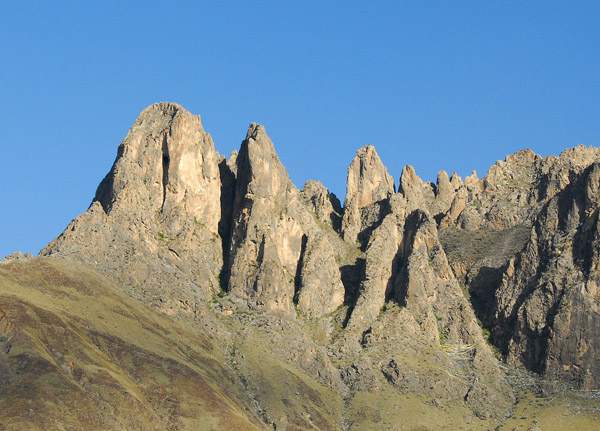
[440,146,600,231]
[301,180,342,231]
[493,162,600,389]
[435,145,600,391]
[42,103,224,313]
[220,123,345,317]
[341,146,395,245]
[31,102,600,430]
[394,165,461,224]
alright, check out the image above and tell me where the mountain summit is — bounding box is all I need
[2,103,599,430]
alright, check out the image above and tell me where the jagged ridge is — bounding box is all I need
[23,102,600,429]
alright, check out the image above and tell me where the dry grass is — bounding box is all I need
[0,257,597,430]
[0,257,265,430]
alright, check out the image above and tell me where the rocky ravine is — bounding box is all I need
[4,101,596,430]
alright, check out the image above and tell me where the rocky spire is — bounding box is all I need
[43,103,224,312]
[40,102,600,398]
[226,124,344,316]
[397,165,436,211]
[341,145,395,244]
[95,102,221,230]
[435,170,453,200]
[302,180,342,231]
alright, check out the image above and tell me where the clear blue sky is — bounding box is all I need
[2,2,599,257]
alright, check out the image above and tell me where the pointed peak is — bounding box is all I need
[141,101,186,113]
[93,102,216,217]
[355,145,377,157]
[465,170,479,182]
[240,123,280,164]
[131,102,203,136]
[246,123,267,140]
[398,165,428,207]
[437,170,450,184]
[136,101,188,121]
[226,149,238,167]
[450,171,463,185]
[435,170,452,198]
[345,145,395,208]
[350,146,388,172]
[399,165,423,185]
[234,121,294,203]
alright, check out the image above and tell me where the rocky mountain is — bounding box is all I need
[2,102,599,430]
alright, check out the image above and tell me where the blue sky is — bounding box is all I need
[1,2,599,257]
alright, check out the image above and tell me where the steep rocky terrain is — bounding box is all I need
[493,162,600,389]
[41,103,224,315]
[2,102,599,430]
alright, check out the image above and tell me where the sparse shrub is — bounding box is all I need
[439,330,447,345]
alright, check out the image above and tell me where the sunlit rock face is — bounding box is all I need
[341,145,395,244]
[43,103,224,313]
[226,123,344,316]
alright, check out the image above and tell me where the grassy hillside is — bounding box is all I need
[0,257,265,430]
[0,257,598,430]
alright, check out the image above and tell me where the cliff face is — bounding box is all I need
[17,102,599,429]
[43,103,224,314]
[493,162,600,389]
[341,145,395,244]
[224,123,344,317]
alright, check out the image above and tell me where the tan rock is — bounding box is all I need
[226,124,344,316]
[397,165,434,210]
[435,170,453,201]
[43,103,223,307]
[341,146,395,244]
[302,180,342,231]
[295,234,345,317]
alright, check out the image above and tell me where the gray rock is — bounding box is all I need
[493,162,600,389]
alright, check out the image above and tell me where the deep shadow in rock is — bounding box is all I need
[218,158,236,292]
[340,257,366,327]
[468,265,505,329]
[329,192,343,233]
[293,235,308,304]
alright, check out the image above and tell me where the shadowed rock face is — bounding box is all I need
[346,199,498,355]
[25,102,600,430]
[493,162,600,388]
